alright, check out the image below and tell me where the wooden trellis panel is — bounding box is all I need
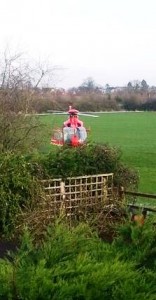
[41,173,114,218]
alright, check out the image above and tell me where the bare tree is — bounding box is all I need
[0,49,56,153]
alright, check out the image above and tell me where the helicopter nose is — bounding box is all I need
[71,135,79,146]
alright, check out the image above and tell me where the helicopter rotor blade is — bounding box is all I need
[47,110,67,115]
[78,113,99,118]
[47,110,99,117]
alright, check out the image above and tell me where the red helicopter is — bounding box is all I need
[50,106,98,147]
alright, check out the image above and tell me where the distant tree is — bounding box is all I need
[78,77,102,94]
[141,79,149,91]
[126,80,141,91]
[141,98,156,111]
[68,87,78,95]
[105,84,111,93]
[127,82,133,90]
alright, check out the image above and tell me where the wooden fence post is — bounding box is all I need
[119,186,125,201]
[60,181,65,200]
[60,181,66,217]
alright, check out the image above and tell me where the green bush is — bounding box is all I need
[0,153,41,235]
[0,222,156,299]
[113,220,156,271]
[40,143,138,188]
[0,144,138,236]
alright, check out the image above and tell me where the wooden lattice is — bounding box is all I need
[41,173,114,219]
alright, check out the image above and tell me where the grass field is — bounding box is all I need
[39,112,156,194]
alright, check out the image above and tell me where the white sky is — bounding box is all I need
[0,0,156,88]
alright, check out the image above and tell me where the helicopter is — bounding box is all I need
[50,106,99,147]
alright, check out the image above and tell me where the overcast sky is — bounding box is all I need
[1,0,156,88]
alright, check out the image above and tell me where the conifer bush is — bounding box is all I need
[0,222,156,299]
[113,220,156,271]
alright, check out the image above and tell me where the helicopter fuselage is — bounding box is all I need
[50,106,96,147]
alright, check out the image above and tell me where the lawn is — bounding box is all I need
[39,112,156,194]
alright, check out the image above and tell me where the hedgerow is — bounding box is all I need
[0,144,138,236]
[39,143,139,188]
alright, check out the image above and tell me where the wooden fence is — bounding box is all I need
[40,174,156,219]
[41,173,114,218]
[16,176,156,233]
[119,188,156,213]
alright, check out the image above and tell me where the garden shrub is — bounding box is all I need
[0,222,156,299]
[40,143,139,189]
[113,220,156,271]
[0,143,138,236]
[0,152,42,235]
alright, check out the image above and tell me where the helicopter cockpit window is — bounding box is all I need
[63,127,75,143]
[77,127,87,142]
[63,127,87,143]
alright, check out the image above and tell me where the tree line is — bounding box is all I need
[1,50,156,116]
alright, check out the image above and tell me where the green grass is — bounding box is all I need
[39,112,156,194]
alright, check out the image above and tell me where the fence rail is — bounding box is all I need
[124,191,156,200]
[120,188,156,213]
